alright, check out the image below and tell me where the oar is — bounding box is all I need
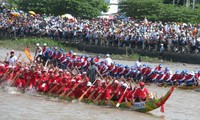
[55,79,73,96]
[55,84,66,95]
[75,67,81,74]
[45,59,49,67]
[0,69,11,81]
[125,98,134,109]
[9,66,15,81]
[87,71,105,100]
[116,83,130,107]
[105,93,115,106]
[24,78,32,91]
[64,82,82,98]
[46,84,58,94]
[78,79,97,101]
[97,70,104,80]
[93,79,114,102]
[11,74,19,87]
[88,90,96,99]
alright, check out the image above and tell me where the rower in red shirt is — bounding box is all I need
[110,80,123,101]
[148,71,159,83]
[164,71,173,85]
[123,65,131,78]
[141,64,148,75]
[56,49,64,61]
[154,64,162,73]
[171,71,179,85]
[66,50,73,58]
[51,47,58,61]
[133,82,149,102]
[71,53,77,60]
[111,64,119,77]
[93,55,100,64]
[177,71,186,86]
[185,71,195,86]
[156,71,166,84]
[0,64,6,77]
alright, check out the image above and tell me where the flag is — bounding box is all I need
[24,48,33,61]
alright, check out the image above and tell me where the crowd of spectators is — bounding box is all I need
[1,4,200,54]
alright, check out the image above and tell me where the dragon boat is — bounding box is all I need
[70,86,174,113]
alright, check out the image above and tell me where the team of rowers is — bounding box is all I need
[33,43,200,87]
[0,50,149,102]
[0,43,199,103]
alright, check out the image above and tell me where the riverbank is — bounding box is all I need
[0,38,167,63]
[1,38,200,64]
[0,38,78,52]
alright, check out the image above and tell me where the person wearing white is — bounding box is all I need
[35,43,43,63]
[133,57,142,69]
[5,50,20,66]
[35,43,43,57]
[104,54,114,66]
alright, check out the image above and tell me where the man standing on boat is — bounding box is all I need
[132,82,149,102]
[133,57,142,70]
[87,60,98,84]
[5,50,21,66]
[104,54,114,66]
[34,43,43,63]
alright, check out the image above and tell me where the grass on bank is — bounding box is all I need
[0,37,164,63]
[0,37,78,52]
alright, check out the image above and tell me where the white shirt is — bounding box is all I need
[160,46,165,53]
[104,57,114,66]
[8,56,17,66]
[133,60,141,69]
[36,47,43,56]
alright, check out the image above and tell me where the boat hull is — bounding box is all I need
[83,86,174,113]
[131,86,174,112]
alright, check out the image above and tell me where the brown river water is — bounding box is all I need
[0,48,200,120]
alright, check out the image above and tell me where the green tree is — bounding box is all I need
[119,0,200,23]
[16,0,108,18]
[119,0,163,20]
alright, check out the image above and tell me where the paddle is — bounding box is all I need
[97,70,104,80]
[55,84,66,95]
[0,68,11,81]
[88,90,96,99]
[93,79,114,102]
[116,83,130,108]
[64,81,82,98]
[78,79,97,101]
[75,67,81,74]
[11,74,20,87]
[105,93,116,106]
[46,84,58,94]
[55,78,73,96]
[124,97,134,109]
[45,59,49,67]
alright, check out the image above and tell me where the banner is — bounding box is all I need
[24,48,33,61]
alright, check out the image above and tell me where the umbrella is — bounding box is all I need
[28,11,36,15]
[61,14,74,19]
[11,12,20,17]
[108,15,114,20]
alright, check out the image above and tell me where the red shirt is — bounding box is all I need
[133,88,149,100]
[94,58,99,63]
